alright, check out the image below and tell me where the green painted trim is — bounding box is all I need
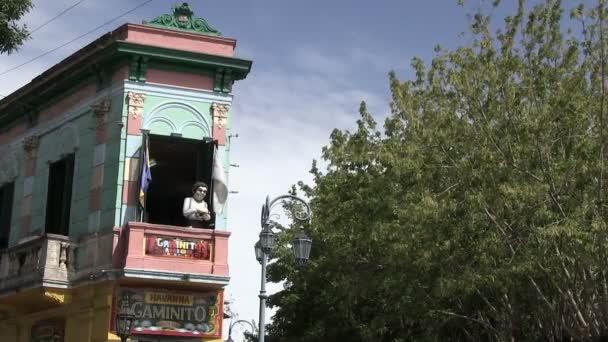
[147,60,215,77]
[139,56,149,82]
[115,41,252,80]
[214,67,223,92]
[129,55,139,81]
[143,3,221,36]
[0,38,252,129]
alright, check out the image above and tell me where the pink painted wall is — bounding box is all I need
[123,24,236,57]
[147,68,215,91]
[112,64,130,84]
[38,83,97,123]
[0,121,27,146]
[0,83,96,147]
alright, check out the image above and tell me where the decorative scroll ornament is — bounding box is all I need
[212,103,229,129]
[143,3,221,36]
[22,135,40,157]
[91,98,112,126]
[127,92,146,119]
[91,98,111,120]
[44,291,66,304]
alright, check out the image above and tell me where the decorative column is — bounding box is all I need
[211,102,229,145]
[21,135,39,238]
[127,92,145,135]
[88,98,111,235]
[124,92,146,224]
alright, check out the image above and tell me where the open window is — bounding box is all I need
[144,134,216,228]
[0,182,14,248]
[45,154,75,236]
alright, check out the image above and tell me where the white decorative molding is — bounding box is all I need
[2,82,231,153]
[125,80,233,104]
[211,102,230,129]
[144,101,211,137]
[127,92,146,119]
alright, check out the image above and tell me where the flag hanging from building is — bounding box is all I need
[212,146,227,214]
[139,134,152,209]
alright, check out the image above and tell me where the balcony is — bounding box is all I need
[113,222,230,286]
[0,234,77,295]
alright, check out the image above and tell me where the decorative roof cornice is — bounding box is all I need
[143,3,221,36]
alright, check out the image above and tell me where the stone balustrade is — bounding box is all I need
[0,234,77,294]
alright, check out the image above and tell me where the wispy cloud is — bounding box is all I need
[227,46,388,330]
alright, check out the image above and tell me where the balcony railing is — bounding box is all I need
[113,222,231,285]
[0,234,77,294]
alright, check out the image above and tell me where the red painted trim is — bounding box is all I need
[95,125,107,144]
[90,188,102,210]
[212,125,226,146]
[147,69,214,91]
[25,158,36,177]
[127,115,143,135]
[20,215,31,238]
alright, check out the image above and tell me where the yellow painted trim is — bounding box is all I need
[108,332,222,342]
[44,289,70,304]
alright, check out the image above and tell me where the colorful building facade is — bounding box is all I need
[0,4,251,341]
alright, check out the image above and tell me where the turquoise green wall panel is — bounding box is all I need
[181,125,206,139]
[72,174,90,201]
[142,95,213,138]
[119,137,126,162]
[125,136,141,158]
[100,209,117,231]
[70,198,88,224]
[102,188,119,211]
[117,161,124,187]
[102,162,121,191]
[147,121,174,136]
[9,175,23,246]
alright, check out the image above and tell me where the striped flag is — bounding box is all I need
[139,134,152,209]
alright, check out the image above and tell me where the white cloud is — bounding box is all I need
[0,3,392,340]
[226,50,386,339]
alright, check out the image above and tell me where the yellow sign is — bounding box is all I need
[145,292,194,306]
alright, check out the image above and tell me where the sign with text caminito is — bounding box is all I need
[145,235,212,260]
[112,287,223,338]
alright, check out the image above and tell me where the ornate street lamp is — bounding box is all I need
[254,240,263,263]
[257,194,312,342]
[115,295,135,342]
[225,319,256,342]
[292,230,313,266]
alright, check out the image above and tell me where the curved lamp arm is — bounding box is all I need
[227,319,256,341]
[260,194,312,230]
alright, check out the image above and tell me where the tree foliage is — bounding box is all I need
[0,0,32,54]
[266,0,608,340]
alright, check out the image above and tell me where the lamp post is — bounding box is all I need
[115,295,135,342]
[257,194,312,342]
[226,319,256,342]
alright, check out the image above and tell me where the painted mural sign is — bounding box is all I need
[30,319,64,342]
[145,235,211,260]
[113,287,222,338]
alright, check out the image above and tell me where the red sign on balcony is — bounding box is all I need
[145,235,211,260]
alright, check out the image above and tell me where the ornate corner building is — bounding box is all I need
[0,4,251,341]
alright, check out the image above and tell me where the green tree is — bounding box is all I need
[266,0,608,340]
[0,0,33,54]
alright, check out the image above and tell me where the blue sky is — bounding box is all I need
[0,0,579,339]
